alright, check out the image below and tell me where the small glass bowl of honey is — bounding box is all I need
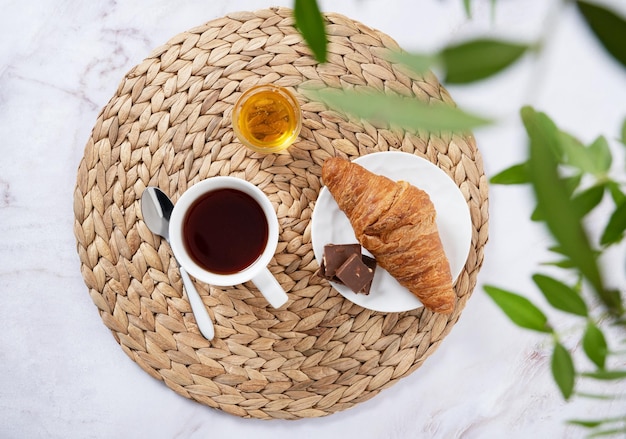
[232,84,302,153]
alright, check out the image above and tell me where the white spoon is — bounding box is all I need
[141,187,215,340]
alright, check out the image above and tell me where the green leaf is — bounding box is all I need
[441,38,529,84]
[490,0,497,21]
[600,200,626,245]
[532,274,588,316]
[582,321,608,369]
[582,369,626,380]
[387,50,438,76]
[568,416,626,431]
[294,0,327,63]
[568,419,605,428]
[548,245,567,256]
[559,132,609,177]
[531,205,544,222]
[532,174,583,222]
[543,246,576,269]
[608,181,626,205]
[587,136,612,174]
[463,0,472,18]
[542,246,602,269]
[576,1,626,69]
[490,162,529,185]
[575,391,623,400]
[542,259,576,269]
[303,87,492,132]
[564,173,584,195]
[552,342,576,400]
[589,428,626,438]
[572,184,605,218]
[522,107,610,306]
[620,117,626,145]
[484,285,552,333]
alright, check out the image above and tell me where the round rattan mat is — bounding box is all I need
[74,7,489,419]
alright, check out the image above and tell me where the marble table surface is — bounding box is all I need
[2,0,625,438]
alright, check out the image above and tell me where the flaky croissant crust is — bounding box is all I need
[322,156,455,314]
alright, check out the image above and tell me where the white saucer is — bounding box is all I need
[311,151,472,312]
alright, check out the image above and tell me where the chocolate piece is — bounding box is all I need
[316,257,337,282]
[322,244,361,278]
[336,253,375,294]
[362,254,377,270]
[359,255,377,295]
[316,252,345,283]
[316,244,378,295]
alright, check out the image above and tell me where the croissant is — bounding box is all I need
[321,156,455,314]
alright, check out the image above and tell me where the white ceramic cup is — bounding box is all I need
[168,177,288,308]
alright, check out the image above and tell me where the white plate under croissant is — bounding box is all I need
[311,151,472,313]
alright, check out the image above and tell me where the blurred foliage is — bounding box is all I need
[487,108,626,436]
[302,87,491,132]
[294,0,327,63]
[294,0,626,436]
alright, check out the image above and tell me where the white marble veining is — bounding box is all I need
[1,0,625,438]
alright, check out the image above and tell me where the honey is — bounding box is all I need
[232,85,301,153]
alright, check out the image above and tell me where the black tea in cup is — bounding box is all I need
[182,188,268,274]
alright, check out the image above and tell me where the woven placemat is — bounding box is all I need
[74,7,489,419]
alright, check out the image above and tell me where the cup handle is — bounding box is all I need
[251,268,288,308]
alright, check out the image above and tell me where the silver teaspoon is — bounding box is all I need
[141,187,215,340]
